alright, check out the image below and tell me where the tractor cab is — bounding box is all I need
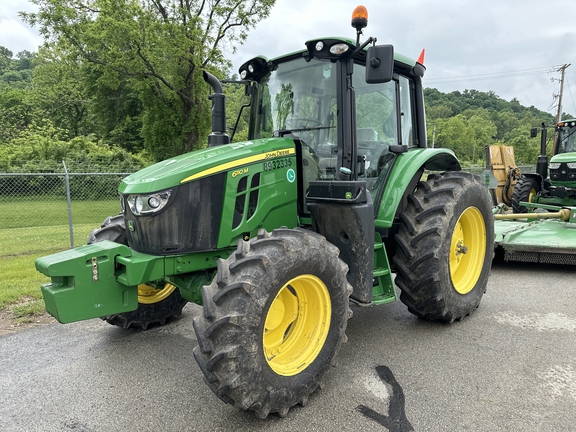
[236,34,426,218]
[549,119,576,189]
[231,18,431,298]
[556,119,576,154]
[546,119,576,195]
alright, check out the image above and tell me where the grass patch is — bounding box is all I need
[11,298,47,324]
[0,203,117,315]
[0,252,51,309]
[3,224,97,256]
[0,199,120,229]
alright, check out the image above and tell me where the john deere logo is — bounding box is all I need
[286,168,295,183]
[127,220,135,232]
[345,192,352,199]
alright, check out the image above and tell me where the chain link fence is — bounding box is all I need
[1,160,536,258]
[1,161,133,256]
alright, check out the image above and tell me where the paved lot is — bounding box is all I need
[1,260,575,432]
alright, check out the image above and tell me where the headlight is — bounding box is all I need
[567,162,576,169]
[330,43,350,55]
[548,163,560,169]
[126,190,172,215]
[135,196,144,213]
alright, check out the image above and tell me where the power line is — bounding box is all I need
[425,65,562,84]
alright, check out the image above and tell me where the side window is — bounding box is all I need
[256,84,273,138]
[399,75,416,147]
[560,127,576,153]
[353,73,397,182]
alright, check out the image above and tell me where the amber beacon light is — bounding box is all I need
[351,5,368,30]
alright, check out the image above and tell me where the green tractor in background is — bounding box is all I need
[512,119,576,213]
[494,119,576,265]
[35,6,494,418]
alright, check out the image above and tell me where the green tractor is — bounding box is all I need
[512,119,576,213]
[35,7,493,418]
[494,119,576,265]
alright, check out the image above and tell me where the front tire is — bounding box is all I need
[89,215,187,330]
[393,171,494,323]
[511,177,539,213]
[193,228,352,418]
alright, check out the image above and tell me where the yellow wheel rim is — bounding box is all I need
[137,283,177,304]
[449,207,486,295]
[528,187,537,203]
[263,274,331,376]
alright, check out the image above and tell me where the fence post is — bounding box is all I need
[63,161,74,249]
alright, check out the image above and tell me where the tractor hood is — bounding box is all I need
[119,137,296,194]
[118,136,299,255]
[550,152,576,164]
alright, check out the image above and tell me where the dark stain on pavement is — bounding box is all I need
[356,365,414,431]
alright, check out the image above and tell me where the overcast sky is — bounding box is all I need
[3,0,576,116]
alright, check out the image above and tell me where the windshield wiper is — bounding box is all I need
[274,126,335,137]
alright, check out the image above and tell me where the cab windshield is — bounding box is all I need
[255,56,338,151]
[559,125,576,153]
[253,54,412,211]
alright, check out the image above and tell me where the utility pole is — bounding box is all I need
[553,63,571,153]
[555,63,571,124]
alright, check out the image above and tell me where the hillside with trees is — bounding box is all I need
[423,88,570,166]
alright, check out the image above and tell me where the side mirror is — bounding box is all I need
[365,44,394,84]
[530,127,538,138]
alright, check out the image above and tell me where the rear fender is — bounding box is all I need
[522,172,545,192]
[374,148,461,228]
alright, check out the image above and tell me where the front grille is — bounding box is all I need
[549,163,576,181]
[124,173,226,255]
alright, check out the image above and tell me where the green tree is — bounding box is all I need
[0,47,36,90]
[0,47,38,144]
[83,62,145,152]
[29,47,90,139]
[426,104,453,121]
[431,114,473,160]
[0,88,36,143]
[0,119,151,172]
[0,47,13,73]
[23,0,276,160]
[492,110,520,140]
[14,51,35,71]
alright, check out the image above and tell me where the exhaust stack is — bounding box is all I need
[203,71,230,147]
[536,122,548,179]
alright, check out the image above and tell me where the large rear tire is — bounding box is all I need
[393,171,493,323]
[193,228,352,418]
[511,177,539,213]
[89,215,188,330]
